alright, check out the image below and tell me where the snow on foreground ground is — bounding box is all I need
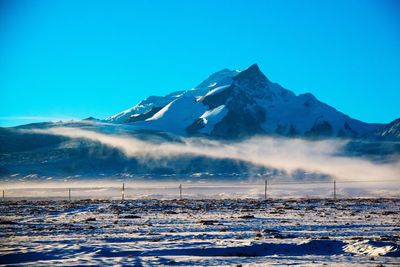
[0,199,399,266]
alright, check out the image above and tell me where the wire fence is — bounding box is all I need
[1,179,399,201]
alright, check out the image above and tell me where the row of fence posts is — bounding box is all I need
[0,180,340,202]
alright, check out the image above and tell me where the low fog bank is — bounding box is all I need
[1,180,399,200]
[27,127,400,182]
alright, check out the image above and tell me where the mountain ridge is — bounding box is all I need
[0,64,399,180]
[104,64,384,139]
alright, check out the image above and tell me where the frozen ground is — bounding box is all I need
[0,198,399,266]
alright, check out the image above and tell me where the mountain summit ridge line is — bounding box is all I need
[104,64,386,139]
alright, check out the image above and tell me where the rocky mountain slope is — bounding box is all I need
[106,64,382,139]
[0,64,398,180]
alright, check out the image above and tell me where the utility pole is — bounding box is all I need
[179,184,182,200]
[68,188,71,202]
[122,183,125,201]
[333,180,336,201]
[264,179,268,201]
[2,190,4,202]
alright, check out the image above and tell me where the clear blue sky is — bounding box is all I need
[1,0,399,126]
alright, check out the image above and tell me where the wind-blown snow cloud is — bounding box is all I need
[29,127,400,181]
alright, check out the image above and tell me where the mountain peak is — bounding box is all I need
[195,68,240,89]
[230,63,270,95]
[247,63,260,71]
[105,63,382,139]
[233,63,269,84]
[83,116,98,121]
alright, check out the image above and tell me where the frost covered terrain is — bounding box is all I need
[1,198,399,266]
[1,63,399,266]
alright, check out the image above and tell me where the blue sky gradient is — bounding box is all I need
[1,0,399,126]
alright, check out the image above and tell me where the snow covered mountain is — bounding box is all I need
[367,118,400,141]
[106,64,382,139]
[106,68,239,123]
[1,64,399,180]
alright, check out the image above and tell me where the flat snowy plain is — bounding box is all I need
[0,198,399,266]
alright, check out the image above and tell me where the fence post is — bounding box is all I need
[333,180,336,201]
[264,179,268,201]
[179,184,182,200]
[68,188,71,202]
[122,183,125,201]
